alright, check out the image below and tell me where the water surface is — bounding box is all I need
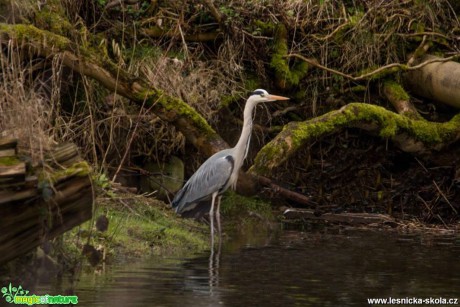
[38,228,460,306]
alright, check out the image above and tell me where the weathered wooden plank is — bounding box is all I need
[0,188,36,204]
[0,160,26,188]
[0,162,26,177]
[0,175,93,264]
[25,176,38,188]
[0,138,18,150]
[0,139,93,265]
[46,143,80,167]
[0,149,16,157]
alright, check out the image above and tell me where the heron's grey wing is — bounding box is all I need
[172,152,234,214]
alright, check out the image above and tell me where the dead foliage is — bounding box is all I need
[2,0,460,223]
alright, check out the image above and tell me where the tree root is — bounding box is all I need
[383,80,422,120]
[250,103,460,176]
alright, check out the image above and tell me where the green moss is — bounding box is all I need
[253,21,308,89]
[220,94,240,109]
[410,21,425,33]
[140,88,216,137]
[244,74,262,92]
[253,20,276,33]
[34,10,72,36]
[39,161,92,183]
[221,191,272,218]
[384,80,410,101]
[269,23,308,88]
[348,9,365,26]
[350,85,367,92]
[251,102,460,176]
[0,23,71,50]
[106,209,207,255]
[0,156,21,166]
[410,120,442,143]
[32,0,73,35]
[64,196,208,260]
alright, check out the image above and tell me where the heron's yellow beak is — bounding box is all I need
[267,94,290,101]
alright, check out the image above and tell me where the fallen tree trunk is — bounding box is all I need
[250,103,460,176]
[405,55,460,109]
[0,139,93,264]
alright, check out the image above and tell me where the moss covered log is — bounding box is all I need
[250,103,460,176]
[383,81,422,120]
[406,55,460,109]
[0,23,228,157]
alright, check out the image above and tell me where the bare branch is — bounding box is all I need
[200,0,224,26]
[287,53,460,81]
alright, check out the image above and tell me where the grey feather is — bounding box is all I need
[172,149,234,214]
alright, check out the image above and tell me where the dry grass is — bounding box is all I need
[0,44,58,161]
[1,0,459,173]
[133,46,247,124]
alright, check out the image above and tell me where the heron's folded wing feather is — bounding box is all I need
[172,152,234,213]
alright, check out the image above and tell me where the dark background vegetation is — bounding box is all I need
[1,0,460,224]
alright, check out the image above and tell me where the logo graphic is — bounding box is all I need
[2,283,78,305]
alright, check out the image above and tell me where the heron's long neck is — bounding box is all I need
[233,100,257,171]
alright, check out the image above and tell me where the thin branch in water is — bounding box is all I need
[432,180,458,215]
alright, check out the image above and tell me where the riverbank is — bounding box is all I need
[0,189,275,283]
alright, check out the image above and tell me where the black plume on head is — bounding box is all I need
[252,90,264,95]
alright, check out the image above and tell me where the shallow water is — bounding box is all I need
[36,228,460,306]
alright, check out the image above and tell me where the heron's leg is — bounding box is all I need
[216,195,222,240]
[209,192,217,247]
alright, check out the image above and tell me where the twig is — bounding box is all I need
[241,29,272,40]
[201,0,224,25]
[396,31,450,40]
[432,180,458,215]
[416,194,433,215]
[257,175,311,206]
[407,35,428,66]
[287,53,460,81]
[112,97,154,183]
[309,22,350,41]
[272,106,300,118]
[415,157,457,215]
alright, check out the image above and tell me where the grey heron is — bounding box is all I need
[172,89,289,245]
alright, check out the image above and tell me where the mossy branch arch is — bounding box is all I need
[250,103,460,176]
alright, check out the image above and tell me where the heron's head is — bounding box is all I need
[250,89,289,104]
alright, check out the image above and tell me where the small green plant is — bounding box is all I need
[95,0,106,7]
[94,173,116,198]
